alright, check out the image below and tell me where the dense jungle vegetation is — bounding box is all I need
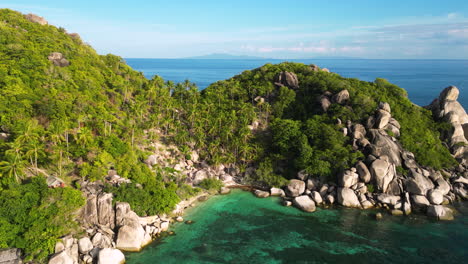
[0,8,457,262]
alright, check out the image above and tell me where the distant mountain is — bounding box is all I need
[185,53,266,60]
[306,56,365,60]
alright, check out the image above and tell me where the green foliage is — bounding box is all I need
[0,177,84,262]
[0,9,460,262]
[198,178,223,191]
[366,184,375,193]
[255,158,288,187]
[176,184,201,200]
[396,166,409,176]
[107,175,180,216]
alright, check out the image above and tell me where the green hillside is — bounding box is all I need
[0,8,458,262]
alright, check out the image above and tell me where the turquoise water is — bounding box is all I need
[126,190,468,264]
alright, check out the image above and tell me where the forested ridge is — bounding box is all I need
[0,9,459,262]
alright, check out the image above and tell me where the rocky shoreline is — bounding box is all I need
[42,86,468,263]
[251,85,467,221]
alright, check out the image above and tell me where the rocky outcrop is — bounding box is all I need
[368,129,402,166]
[48,52,70,67]
[115,203,147,251]
[428,86,468,164]
[285,179,306,197]
[275,71,299,89]
[25,13,47,25]
[293,195,316,212]
[0,248,22,264]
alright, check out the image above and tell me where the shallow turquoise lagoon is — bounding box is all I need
[126,190,467,264]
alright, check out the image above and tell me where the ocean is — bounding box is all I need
[126,190,468,264]
[125,58,468,108]
[124,59,468,264]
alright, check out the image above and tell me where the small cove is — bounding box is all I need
[126,190,468,264]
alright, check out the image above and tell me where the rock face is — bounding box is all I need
[427,205,454,220]
[0,248,22,264]
[97,248,125,264]
[115,203,146,251]
[276,71,299,89]
[370,158,395,193]
[48,52,70,67]
[337,188,360,208]
[285,179,306,197]
[97,193,115,229]
[428,86,468,163]
[293,195,316,212]
[25,13,48,25]
[368,129,402,166]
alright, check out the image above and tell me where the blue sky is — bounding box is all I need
[1,0,468,58]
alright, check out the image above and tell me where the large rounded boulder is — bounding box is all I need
[293,195,316,212]
[285,179,306,197]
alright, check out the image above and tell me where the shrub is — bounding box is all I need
[198,178,223,191]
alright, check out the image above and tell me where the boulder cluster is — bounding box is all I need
[252,87,467,220]
[48,181,171,264]
[144,141,238,186]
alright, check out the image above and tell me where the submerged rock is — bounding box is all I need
[427,205,454,221]
[219,187,231,195]
[254,190,270,198]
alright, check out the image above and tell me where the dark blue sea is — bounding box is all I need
[125,59,468,108]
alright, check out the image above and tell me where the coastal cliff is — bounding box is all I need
[0,9,467,263]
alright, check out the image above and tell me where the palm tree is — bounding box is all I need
[0,154,26,183]
[25,140,45,175]
[75,127,93,147]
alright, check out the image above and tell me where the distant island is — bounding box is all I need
[184,53,267,60]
